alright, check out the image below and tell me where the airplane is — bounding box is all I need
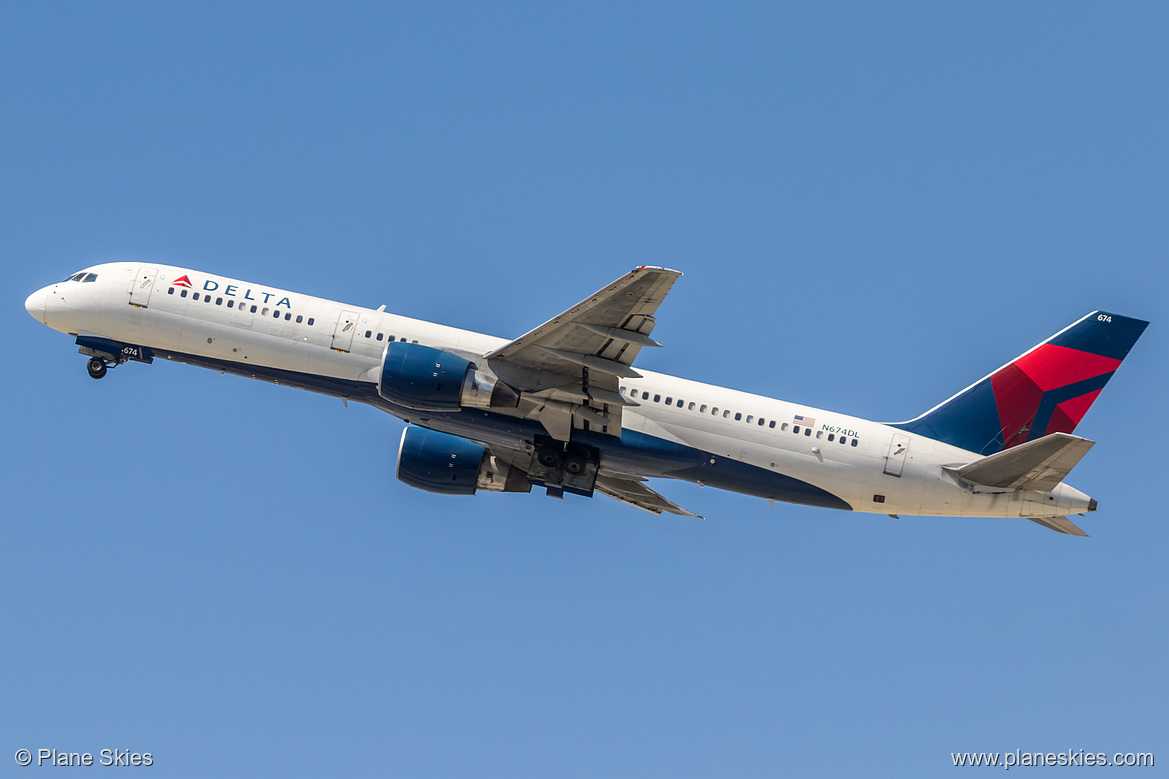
[25,263,1147,535]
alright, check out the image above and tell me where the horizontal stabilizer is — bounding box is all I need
[1027,515,1089,536]
[595,474,703,518]
[946,432,1094,492]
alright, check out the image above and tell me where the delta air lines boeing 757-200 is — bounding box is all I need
[25,264,1148,535]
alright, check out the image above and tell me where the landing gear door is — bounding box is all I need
[883,433,911,477]
[331,310,359,352]
[130,266,159,307]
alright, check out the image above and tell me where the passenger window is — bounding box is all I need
[216,297,223,305]
[793,426,800,434]
[251,305,258,313]
[828,433,835,442]
[412,340,418,344]
[840,437,848,445]
[167,288,174,295]
[676,399,683,408]
[781,423,788,431]
[193,293,200,301]
[307,317,314,325]
[735,412,742,421]
[769,420,776,428]
[816,431,823,439]
[851,439,858,447]
[758,418,765,426]
[273,309,280,318]
[688,402,695,410]
[654,394,661,403]
[723,410,730,418]
[700,404,707,413]
[227,300,234,308]
[295,315,302,323]
[712,407,719,415]
[285,313,291,320]
[365,330,371,338]
[181,289,188,298]
[377,333,384,341]
[804,428,812,436]
[261,307,268,315]
[205,295,212,303]
[665,397,672,405]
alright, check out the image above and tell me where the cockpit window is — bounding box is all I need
[82,273,98,282]
[64,272,86,282]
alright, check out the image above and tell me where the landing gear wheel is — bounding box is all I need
[562,453,587,475]
[536,445,562,469]
[86,358,108,380]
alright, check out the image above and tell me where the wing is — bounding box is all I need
[594,473,703,518]
[473,440,699,517]
[486,266,682,441]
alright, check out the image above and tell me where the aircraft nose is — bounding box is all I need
[25,287,48,323]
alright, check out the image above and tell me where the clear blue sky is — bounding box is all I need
[3,2,1165,776]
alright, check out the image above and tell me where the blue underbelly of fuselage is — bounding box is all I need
[157,348,852,511]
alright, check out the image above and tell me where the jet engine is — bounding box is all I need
[378,342,519,412]
[396,426,531,495]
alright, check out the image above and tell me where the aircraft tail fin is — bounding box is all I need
[893,311,1148,455]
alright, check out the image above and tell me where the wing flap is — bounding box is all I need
[946,432,1095,492]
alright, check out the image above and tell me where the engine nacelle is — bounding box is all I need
[396,427,531,495]
[378,342,519,412]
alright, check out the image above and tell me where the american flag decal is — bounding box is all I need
[794,414,816,427]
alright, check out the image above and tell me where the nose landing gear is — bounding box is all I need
[86,357,108,380]
[75,335,154,380]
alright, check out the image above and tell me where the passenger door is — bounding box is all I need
[129,266,159,307]
[331,310,359,352]
[883,433,911,477]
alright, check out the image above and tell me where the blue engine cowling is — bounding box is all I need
[378,342,520,412]
[396,427,531,495]
[379,342,471,411]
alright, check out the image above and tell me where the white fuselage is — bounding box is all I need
[25,262,1095,519]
